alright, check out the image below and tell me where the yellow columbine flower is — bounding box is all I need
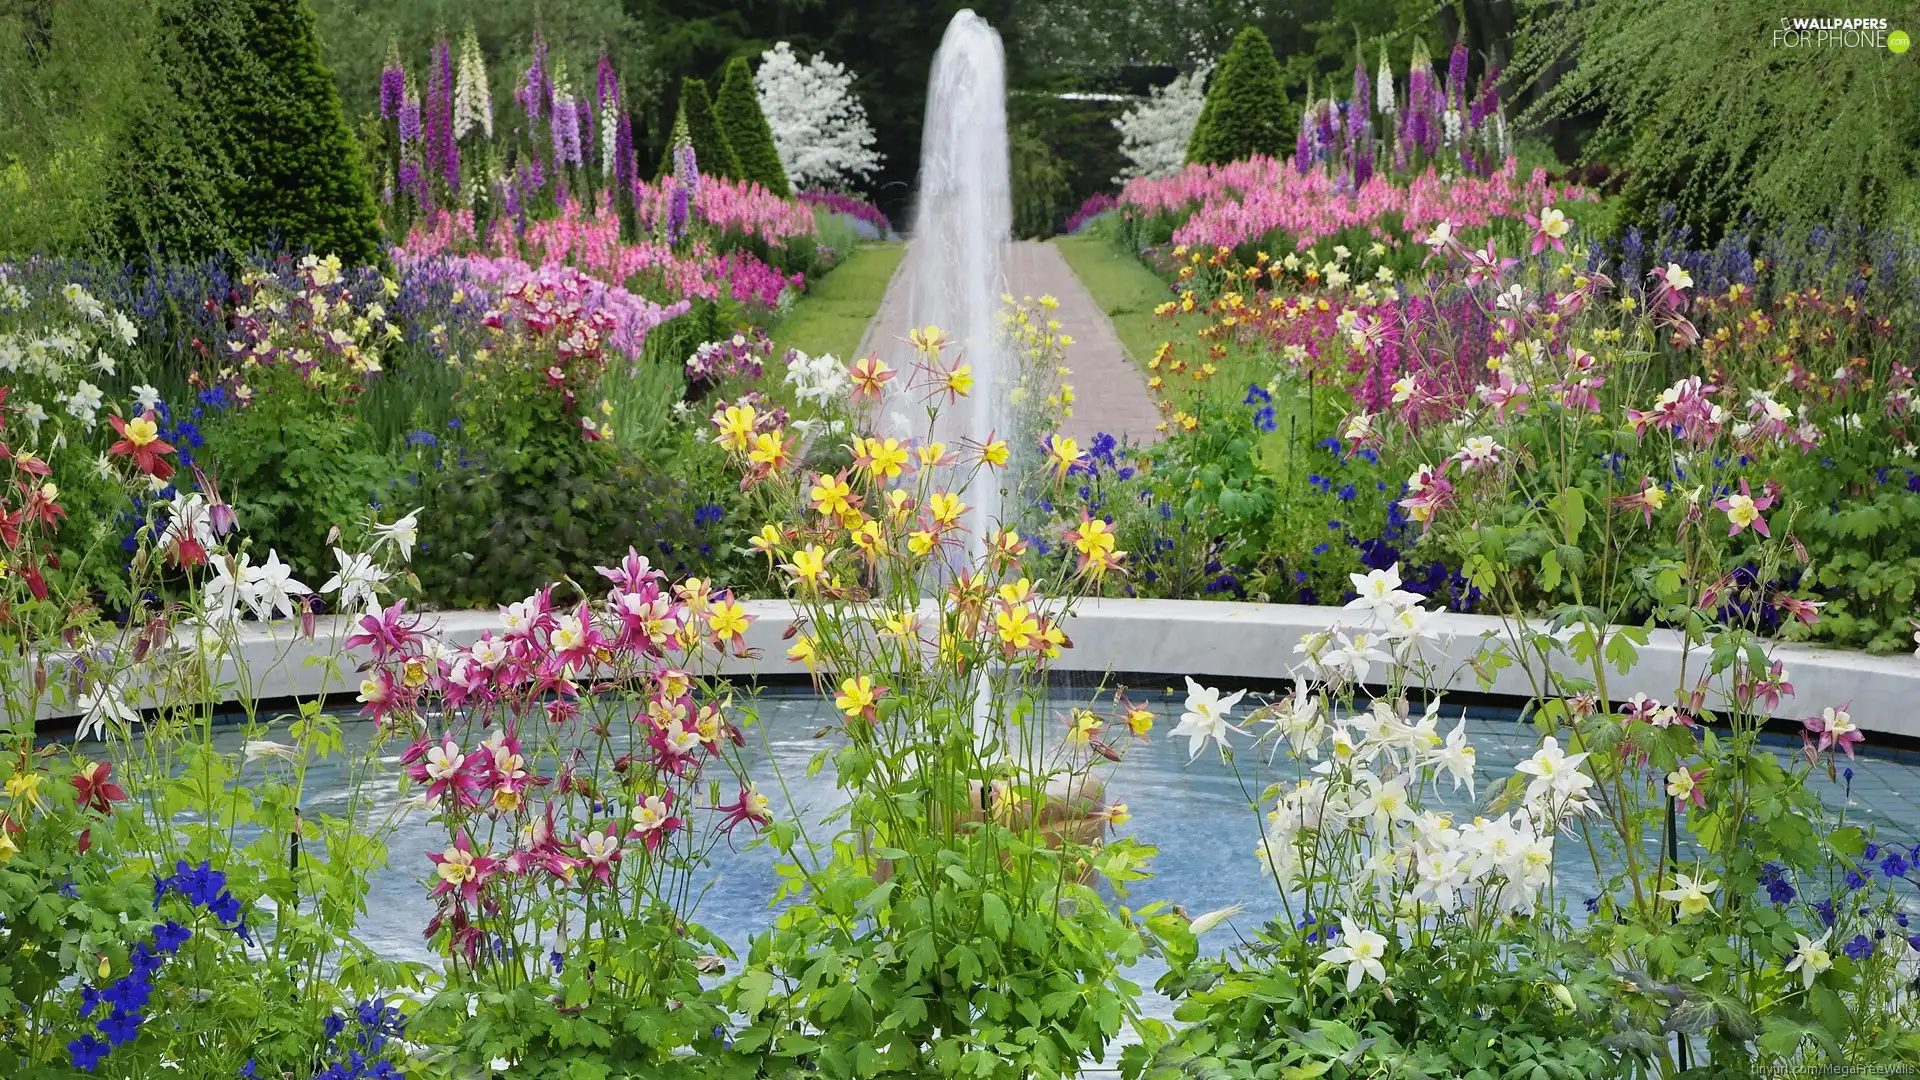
[850,520,885,557]
[4,771,44,810]
[1066,709,1102,746]
[944,364,975,398]
[1046,435,1084,477]
[708,599,750,643]
[713,404,758,452]
[784,544,829,586]
[998,577,1034,605]
[996,605,1039,650]
[787,634,819,669]
[1102,803,1132,827]
[1126,706,1154,737]
[1039,622,1067,657]
[749,524,784,558]
[908,325,946,357]
[928,491,966,528]
[907,530,938,557]
[747,430,792,474]
[836,675,881,719]
[916,442,949,467]
[0,831,16,862]
[1073,517,1117,558]
[981,439,1010,469]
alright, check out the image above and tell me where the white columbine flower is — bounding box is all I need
[320,547,390,614]
[1320,915,1389,991]
[1345,565,1421,621]
[1657,872,1719,919]
[1784,932,1833,988]
[1514,736,1592,804]
[75,681,139,741]
[373,509,421,563]
[244,549,312,621]
[1169,677,1249,761]
[132,384,162,412]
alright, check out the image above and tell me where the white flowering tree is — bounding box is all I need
[1112,63,1210,183]
[753,42,882,190]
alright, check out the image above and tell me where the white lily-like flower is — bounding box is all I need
[1658,872,1719,919]
[1345,565,1421,621]
[1431,719,1478,796]
[1320,630,1391,685]
[1169,677,1249,761]
[372,509,421,563]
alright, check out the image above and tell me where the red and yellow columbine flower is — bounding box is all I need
[107,411,176,480]
[942,363,975,401]
[849,520,885,559]
[979,437,1010,470]
[883,488,914,524]
[1038,619,1068,658]
[787,633,819,669]
[746,430,795,477]
[835,675,886,722]
[1066,708,1103,746]
[849,355,894,400]
[988,528,1027,567]
[907,324,947,359]
[916,442,954,468]
[906,529,938,557]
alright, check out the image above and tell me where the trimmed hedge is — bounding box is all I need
[679,76,741,181]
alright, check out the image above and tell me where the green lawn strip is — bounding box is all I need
[770,240,905,362]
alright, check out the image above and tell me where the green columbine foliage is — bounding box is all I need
[1184,26,1287,166]
[679,76,742,182]
[716,56,791,197]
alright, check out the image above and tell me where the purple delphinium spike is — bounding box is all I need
[1446,38,1469,112]
[519,37,550,124]
[666,183,690,244]
[1350,56,1371,187]
[615,110,635,194]
[398,83,422,145]
[428,40,459,192]
[675,143,700,199]
[379,52,406,121]
[1295,105,1313,175]
[575,100,593,169]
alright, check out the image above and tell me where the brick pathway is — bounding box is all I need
[856,240,1161,447]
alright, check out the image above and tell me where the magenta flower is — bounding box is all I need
[345,599,421,661]
[716,784,772,835]
[428,832,500,906]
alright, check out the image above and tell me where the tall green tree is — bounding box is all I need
[1185,26,1287,165]
[677,76,741,180]
[224,0,384,264]
[714,55,790,195]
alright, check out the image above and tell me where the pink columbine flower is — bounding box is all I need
[1804,704,1862,760]
[428,832,500,906]
[627,789,683,851]
[1665,766,1708,812]
[345,599,422,661]
[1713,478,1774,537]
[717,784,772,835]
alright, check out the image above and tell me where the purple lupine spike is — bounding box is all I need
[1446,38,1469,111]
[1471,64,1501,130]
[1295,106,1313,175]
[428,40,459,192]
[675,142,700,198]
[1316,102,1337,167]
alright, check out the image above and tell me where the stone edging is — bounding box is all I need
[39,599,1920,741]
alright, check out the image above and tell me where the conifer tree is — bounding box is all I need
[678,76,740,181]
[1185,27,1287,166]
[714,56,790,196]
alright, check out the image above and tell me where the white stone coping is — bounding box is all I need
[36,599,1920,741]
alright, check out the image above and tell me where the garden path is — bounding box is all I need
[855,240,1162,447]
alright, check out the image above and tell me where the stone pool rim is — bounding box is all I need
[32,598,1920,743]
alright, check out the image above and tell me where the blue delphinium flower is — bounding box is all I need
[1253,406,1276,431]
[69,1034,110,1072]
[1842,934,1874,960]
[1243,383,1271,406]
[1885,850,1914,879]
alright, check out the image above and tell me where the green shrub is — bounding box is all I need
[714,56,790,197]
[678,76,740,182]
[1185,26,1287,167]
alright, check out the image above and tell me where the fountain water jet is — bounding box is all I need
[883,9,1012,557]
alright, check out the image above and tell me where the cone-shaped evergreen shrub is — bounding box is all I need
[715,57,790,196]
[1185,27,1286,166]
[679,77,741,181]
[103,0,383,264]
